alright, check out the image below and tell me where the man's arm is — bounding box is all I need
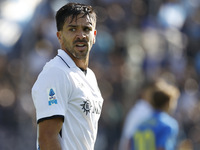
[38,117,64,150]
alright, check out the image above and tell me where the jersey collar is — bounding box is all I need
[57,49,77,68]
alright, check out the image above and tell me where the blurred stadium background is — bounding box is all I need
[0,0,200,149]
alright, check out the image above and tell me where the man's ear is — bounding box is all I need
[57,31,62,43]
[93,30,97,44]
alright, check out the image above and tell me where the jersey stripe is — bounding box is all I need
[57,55,70,68]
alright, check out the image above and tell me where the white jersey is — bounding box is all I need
[32,49,104,150]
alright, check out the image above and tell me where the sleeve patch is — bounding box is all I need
[48,88,58,105]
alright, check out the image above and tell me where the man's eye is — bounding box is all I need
[69,28,76,32]
[84,27,91,32]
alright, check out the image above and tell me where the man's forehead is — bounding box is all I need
[65,14,95,26]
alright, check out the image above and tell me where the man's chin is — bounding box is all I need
[75,52,89,59]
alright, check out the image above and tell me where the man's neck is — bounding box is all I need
[75,59,88,70]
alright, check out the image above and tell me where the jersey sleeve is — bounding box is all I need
[32,67,71,123]
[157,123,179,150]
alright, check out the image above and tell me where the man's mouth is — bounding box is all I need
[75,43,87,51]
[76,43,86,47]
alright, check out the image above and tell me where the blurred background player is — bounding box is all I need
[119,81,155,150]
[129,79,180,150]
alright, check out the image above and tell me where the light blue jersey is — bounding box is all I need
[130,111,179,150]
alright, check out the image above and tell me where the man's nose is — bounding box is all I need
[76,31,86,40]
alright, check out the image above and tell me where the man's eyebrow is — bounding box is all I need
[67,23,93,28]
[67,25,77,28]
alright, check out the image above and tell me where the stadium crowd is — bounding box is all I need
[0,0,200,149]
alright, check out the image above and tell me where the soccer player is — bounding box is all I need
[129,80,180,150]
[31,3,104,150]
[119,82,154,150]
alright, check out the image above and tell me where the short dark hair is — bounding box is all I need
[55,3,96,31]
[152,90,170,110]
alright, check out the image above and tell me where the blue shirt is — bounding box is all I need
[130,111,179,150]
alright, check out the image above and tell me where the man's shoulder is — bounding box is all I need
[156,113,178,133]
[87,67,95,75]
[46,56,68,68]
[40,56,71,75]
[34,57,70,82]
[87,68,98,81]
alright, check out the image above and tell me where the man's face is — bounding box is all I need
[57,14,97,60]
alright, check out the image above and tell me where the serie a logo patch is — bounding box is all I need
[48,88,58,105]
